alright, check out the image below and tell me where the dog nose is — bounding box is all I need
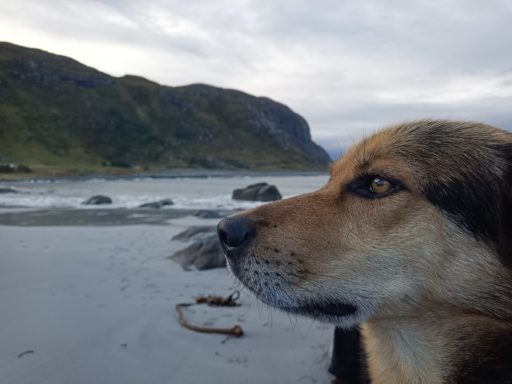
[217,216,255,250]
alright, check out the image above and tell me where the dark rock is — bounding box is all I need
[138,198,174,209]
[171,226,216,241]
[170,226,225,270]
[232,182,282,201]
[0,164,16,173]
[170,240,226,271]
[82,195,112,205]
[258,185,282,201]
[0,187,18,194]
[193,210,224,219]
[246,182,268,189]
[0,164,31,173]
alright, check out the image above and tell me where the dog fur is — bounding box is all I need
[221,120,512,384]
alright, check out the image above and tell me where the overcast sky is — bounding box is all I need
[1,0,511,154]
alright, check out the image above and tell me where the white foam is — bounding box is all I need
[0,175,327,210]
[0,191,266,210]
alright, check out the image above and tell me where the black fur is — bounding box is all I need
[424,177,501,242]
[450,328,512,384]
[497,144,512,267]
[328,327,370,384]
[424,143,512,268]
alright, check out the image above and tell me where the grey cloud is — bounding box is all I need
[0,0,511,151]
[314,96,512,156]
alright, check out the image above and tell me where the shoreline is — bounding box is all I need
[0,168,328,183]
[0,173,329,213]
[0,207,238,226]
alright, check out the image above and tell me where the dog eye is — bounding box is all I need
[370,177,392,194]
[346,174,402,199]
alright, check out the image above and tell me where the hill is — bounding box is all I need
[0,42,330,174]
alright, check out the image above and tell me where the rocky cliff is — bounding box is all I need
[0,42,330,172]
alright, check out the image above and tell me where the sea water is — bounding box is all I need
[0,174,329,209]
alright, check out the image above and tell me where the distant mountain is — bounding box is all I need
[0,42,330,172]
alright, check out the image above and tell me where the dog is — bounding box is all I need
[217,120,512,384]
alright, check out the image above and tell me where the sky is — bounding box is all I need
[0,0,511,155]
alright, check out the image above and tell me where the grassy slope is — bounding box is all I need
[0,42,330,176]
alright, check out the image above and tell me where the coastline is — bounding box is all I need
[0,207,238,226]
[0,168,328,183]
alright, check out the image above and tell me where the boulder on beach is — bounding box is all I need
[193,209,224,219]
[170,226,225,270]
[170,241,225,271]
[0,163,32,173]
[232,182,282,202]
[0,187,18,194]
[172,226,217,241]
[138,198,174,209]
[82,195,112,205]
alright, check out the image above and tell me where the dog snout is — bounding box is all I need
[217,216,255,252]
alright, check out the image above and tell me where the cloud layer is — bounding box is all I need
[1,0,511,154]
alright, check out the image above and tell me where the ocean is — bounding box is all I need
[0,174,329,210]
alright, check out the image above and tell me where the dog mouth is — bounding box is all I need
[228,263,357,319]
[224,248,358,319]
[278,301,357,318]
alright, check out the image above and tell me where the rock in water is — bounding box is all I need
[170,226,225,270]
[138,198,174,209]
[82,195,112,205]
[193,210,224,219]
[258,184,282,201]
[232,182,282,201]
[0,187,18,194]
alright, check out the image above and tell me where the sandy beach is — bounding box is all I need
[0,209,334,384]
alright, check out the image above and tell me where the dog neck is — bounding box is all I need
[360,241,512,384]
[362,318,445,384]
[362,312,512,384]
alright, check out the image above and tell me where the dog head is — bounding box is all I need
[218,121,512,327]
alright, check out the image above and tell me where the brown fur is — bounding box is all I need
[221,120,512,384]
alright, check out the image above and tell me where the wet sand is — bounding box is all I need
[0,211,333,384]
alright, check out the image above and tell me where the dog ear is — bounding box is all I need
[497,144,512,268]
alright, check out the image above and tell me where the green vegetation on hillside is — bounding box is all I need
[0,42,330,175]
